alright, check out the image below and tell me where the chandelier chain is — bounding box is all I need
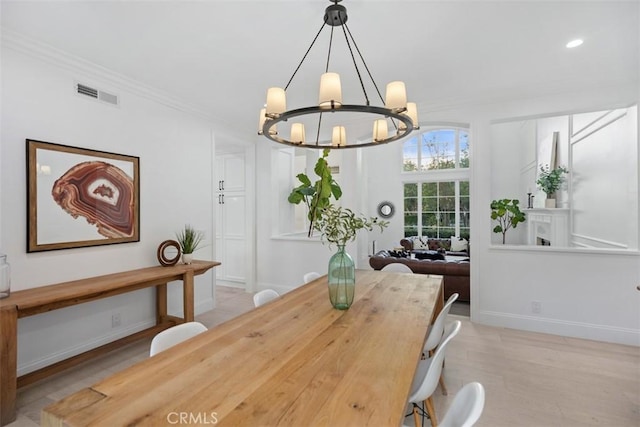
[284,22,326,91]
[340,22,370,106]
[343,23,399,131]
[343,23,384,107]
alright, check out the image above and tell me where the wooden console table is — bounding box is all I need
[0,260,219,426]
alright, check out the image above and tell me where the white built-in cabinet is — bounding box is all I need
[215,153,246,286]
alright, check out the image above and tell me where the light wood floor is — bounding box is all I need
[8,286,639,427]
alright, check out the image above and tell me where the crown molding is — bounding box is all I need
[1,28,217,123]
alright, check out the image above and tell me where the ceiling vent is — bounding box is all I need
[75,82,119,106]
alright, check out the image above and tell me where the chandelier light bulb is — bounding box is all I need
[332,126,347,147]
[399,102,419,130]
[319,72,343,108]
[257,108,277,135]
[290,123,306,144]
[258,108,267,134]
[385,81,407,111]
[373,119,388,142]
[266,87,286,116]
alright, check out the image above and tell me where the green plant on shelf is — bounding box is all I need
[536,164,569,198]
[176,225,205,254]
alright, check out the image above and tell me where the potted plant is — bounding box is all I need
[490,199,526,244]
[288,148,342,236]
[314,205,388,310]
[536,164,569,208]
[176,224,205,264]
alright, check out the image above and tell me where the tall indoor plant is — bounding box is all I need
[314,205,387,309]
[490,199,526,244]
[536,164,569,208]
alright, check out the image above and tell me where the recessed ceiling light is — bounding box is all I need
[566,39,584,48]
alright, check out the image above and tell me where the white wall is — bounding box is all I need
[427,84,640,346]
[1,39,218,374]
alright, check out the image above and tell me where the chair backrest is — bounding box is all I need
[423,293,459,353]
[381,263,413,273]
[303,272,321,283]
[253,289,280,307]
[439,382,486,427]
[149,321,207,357]
[408,320,461,404]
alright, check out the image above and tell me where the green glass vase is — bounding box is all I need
[327,245,355,310]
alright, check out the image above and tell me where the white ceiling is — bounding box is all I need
[2,0,638,137]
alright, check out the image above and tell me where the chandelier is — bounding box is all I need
[258,0,419,149]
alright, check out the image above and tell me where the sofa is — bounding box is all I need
[369,237,470,301]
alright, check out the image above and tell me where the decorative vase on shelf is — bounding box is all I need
[0,254,11,299]
[545,198,556,208]
[327,245,355,310]
[182,253,194,265]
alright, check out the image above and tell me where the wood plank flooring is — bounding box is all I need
[8,286,639,426]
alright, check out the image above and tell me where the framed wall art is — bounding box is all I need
[27,139,140,252]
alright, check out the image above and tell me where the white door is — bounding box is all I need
[215,153,247,286]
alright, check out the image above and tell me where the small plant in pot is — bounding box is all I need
[314,205,388,310]
[536,164,569,208]
[176,225,205,264]
[490,199,526,244]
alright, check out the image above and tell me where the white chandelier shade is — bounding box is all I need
[290,123,306,144]
[319,72,343,108]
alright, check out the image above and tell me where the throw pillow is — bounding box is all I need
[412,236,430,249]
[450,236,469,252]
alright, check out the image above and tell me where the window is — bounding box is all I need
[404,181,469,239]
[403,128,469,171]
[402,126,470,239]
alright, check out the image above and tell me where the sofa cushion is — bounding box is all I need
[427,239,451,251]
[450,236,469,252]
[411,236,430,249]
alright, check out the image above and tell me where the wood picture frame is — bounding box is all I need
[27,139,140,252]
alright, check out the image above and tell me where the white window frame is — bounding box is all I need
[402,125,471,239]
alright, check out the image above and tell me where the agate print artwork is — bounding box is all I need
[52,161,135,239]
[27,140,140,252]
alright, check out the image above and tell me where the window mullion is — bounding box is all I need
[417,183,422,237]
[455,180,460,237]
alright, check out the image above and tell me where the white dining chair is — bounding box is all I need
[423,292,459,395]
[253,289,280,307]
[381,263,413,273]
[149,321,207,357]
[439,382,485,427]
[408,320,462,427]
[303,271,321,283]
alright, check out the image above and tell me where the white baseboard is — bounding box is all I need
[475,310,640,347]
[18,296,214,376]
[17,319,156,376]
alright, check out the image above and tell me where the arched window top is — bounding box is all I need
[403,127,469,172]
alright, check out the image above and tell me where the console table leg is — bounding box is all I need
[183,271,194,322]
[0,305,18,426]
[156,283,168,325]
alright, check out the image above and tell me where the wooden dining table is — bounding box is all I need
[42,270,443,427]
